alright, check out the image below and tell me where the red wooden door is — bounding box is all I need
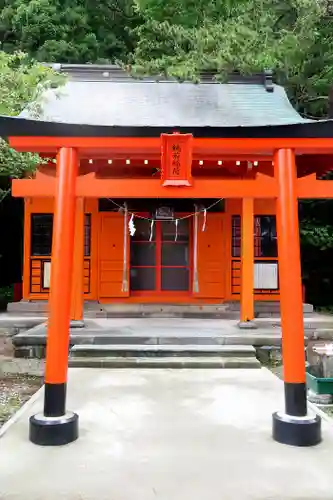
[99,213,129,298]
[194,213,225,298]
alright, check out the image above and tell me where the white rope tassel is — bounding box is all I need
[193,206,199,293]
[202,208,207,232]
[149,219,155,242]
[174,219,179,241]
[122,203,129,293]
[128,213,136,236]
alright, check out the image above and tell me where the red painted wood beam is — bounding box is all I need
[297,175,333,198]
[9,136,333,155]
[12,174,278,198]
[13,172,333,199]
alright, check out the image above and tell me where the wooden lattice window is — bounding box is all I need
[31,213,92,257]
[254,216,277,258]
[84,214,91,257]
[232,215,241,257]
[31,214,53,256]
[231,215,277,258]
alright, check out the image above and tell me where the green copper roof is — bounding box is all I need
[19,64,309,128]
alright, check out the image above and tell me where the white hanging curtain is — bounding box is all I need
[122,203,129,292]
[193,205,199,293]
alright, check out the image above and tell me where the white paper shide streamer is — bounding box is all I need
[174,219,179,241]
[202,208,207,232]
[128,213,136,236]
[149,219,155,242]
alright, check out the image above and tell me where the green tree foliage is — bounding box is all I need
[0,0,141,63]
[132,0,333,306]
[1,0,333,304]
[299,196,333,307]
[133,0,333,118]
[0,51,62,179]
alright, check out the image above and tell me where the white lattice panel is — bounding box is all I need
[254,262,278,289]
[43,262,51,289]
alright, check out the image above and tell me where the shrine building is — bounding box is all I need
[6,65,327,318]
[3,63,332,446]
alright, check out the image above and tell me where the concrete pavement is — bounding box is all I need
[1,368,333,499]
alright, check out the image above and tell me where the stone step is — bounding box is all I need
[102,304,229,313]
[308,328,333,340]
[10,300,314,318]
[68,356,261,369]
[70,344,257,358]
[101,312,240,319]
[96,304,238,319]
[226,301,314,314]
[12,331,284,349]
[7,301,48,313]
[257,319,333,331]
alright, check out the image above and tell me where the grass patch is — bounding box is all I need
[0,375,42,426]
[318,406,333,418]
[260,358,282,369]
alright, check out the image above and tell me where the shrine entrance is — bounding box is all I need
[7,64,329,446]
[130,218,191,294]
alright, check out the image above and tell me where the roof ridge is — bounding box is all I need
[47,64,274,90]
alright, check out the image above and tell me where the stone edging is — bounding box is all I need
[308,401,333,426]
[0,385,44,439]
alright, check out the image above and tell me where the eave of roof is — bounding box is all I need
[2,115,333,139]
[2,64,333,140]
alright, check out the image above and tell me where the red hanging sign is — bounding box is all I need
[161,133,193,186]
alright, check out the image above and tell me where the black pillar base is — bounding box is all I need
[29,411,79,446]
[272,411,321,447]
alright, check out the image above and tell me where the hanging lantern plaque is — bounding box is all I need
[155,206,174,220]
[161,133,193,187]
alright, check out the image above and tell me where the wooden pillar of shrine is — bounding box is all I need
[272,148,321,446]
[239,198,256,329]
[29,147,79,446]
[70,197,85,325]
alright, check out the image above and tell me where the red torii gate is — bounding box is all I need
[3,114,333,447]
